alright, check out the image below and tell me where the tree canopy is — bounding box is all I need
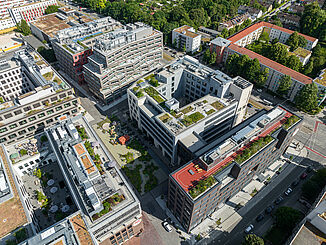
[16,19,31,36]
[275,206,302,231]
[277,75,292,95]
[242,234,264,245]
[302,168,326,201]
[295,83,319,113]
[45,5,59,14]
[286,32,307,51]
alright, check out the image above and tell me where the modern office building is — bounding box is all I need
[167,106,302,232]
[127,56,252,167]
[172,25,201,53]
[83,22,163,104]
[46,115,143,244]
[0,47,79,145]
[210,21,319,101]
[51,17,122,84]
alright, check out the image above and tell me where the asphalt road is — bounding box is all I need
[211,163,308,245]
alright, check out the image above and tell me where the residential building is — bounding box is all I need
[289,47,312,65]
[8,0,57,24]
[313,68,326,105]
[127,55,252,167]
[238,5,263,21]
[83,22,163,104]
[198,26,219,38]
[0,47,79,145]
[52,17,121,84]
[218,13,250,32]
[288,4,305,14]
[277,12,301,28]
[0,0,27,30]
[172,25,201,53]
[167,106,302,232]
[210,21,319,101]
[46,115,143,244]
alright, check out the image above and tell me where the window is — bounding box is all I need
[38,113,45,118]
[9,124,17,129]
[19,120,27,126]
[9,134,17,139]
[28,126,36,131]
[29,116,36,122]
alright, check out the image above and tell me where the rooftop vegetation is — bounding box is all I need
[206,109,215,115]
[189,175,216,199]
[159,113,171,123]
[180,106,193,114]
[214,161,233,175]
[42,71,53,81]
[77,40,89,49]
[144,86,165,103]
[181,112,205,126]
[62,44,74,54]
[149,77,159,87]
[53,76,62,85]
[235,135,273,164]
[211,101,224,110]
[170,110,182,118]
[133,87,144,98]
[92,193,125,220]
[283,115,300,130]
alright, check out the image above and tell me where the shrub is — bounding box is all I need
[20,149,27,156]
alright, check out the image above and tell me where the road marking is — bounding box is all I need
[305,146,326,159]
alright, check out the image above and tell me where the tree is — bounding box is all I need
[16,19,31,36]
[302,60,314,75]
[209,51,217,65]
[302,168,326,200]
[225,53,240,76]
[268,43,288,64]
[45,5,59,14]
[286,32,307,51]
[286,55,302,72]
[295,83,319,112]
[275,206,302,231]
[300,2,326,39]
[277,75,292,95]
[256,69,268,88]
[203,48,211,64]
[242,234,264,245]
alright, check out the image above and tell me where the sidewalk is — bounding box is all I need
[194,139,307,244]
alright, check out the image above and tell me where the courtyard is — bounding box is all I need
[93,116,167,195]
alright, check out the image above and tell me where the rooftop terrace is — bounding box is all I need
[314,68,326,87]
[172,106,301,199]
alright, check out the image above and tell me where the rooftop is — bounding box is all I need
[0,32,23,52]
[31,14,71,38]
[173,25,200,38]
[228,43,313,85]
[314,69,326,87]
[291,47,312,58]
[228,21,317,43]
[171,106,299,199]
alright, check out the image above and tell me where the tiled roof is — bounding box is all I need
[228,21,317,43]
[228,43,313,85]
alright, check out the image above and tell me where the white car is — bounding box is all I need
[162,221,172,232]
[284,187,293,196]
[245,224,254,234]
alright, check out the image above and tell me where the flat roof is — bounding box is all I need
[70,214,93,245]
[0,146,28,238]
[228,43,313,85]
[172,107,293,193]
[228,21,317,43]
[73,143,86,156]
[80,155,96,174]
[314,69,326,87]
[31,14,71,37]
[0,32,23,51]
[174,25,200,38]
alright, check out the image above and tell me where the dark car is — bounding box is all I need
[265,205,275,214]
[274,196,284,205]
[256,214,264,222]
[291,180,299,187]
[300,172,308,179]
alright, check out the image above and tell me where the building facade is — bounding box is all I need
[0,47,79,145]
[172,25,201,53]
[167,106,302,232]
[83,22,163,104]
[127,56,252,167]
[52,17,121,84]
[218,13,250,32]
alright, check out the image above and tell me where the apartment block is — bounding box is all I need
[9,0,57,24]
[210,21,319,101]
[0,47,79,145]
[172,25,201,53]
[52,17,121,84]
[84,22,163,104]
[127,56,252,167]
[218,13,250,32]
[167,106,302,232]
[46,115,143,244]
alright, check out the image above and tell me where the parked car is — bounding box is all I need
[162,221,172,232]
[300,172,308,179]
[265,205,275,214]
[274,196,284,205]
[257,89,263,93]
[307,166,313,173]
[291,180,299,187]
[248,103,253,108]
[256,214,264,222]
[245,224,254,234]
[284,187,293,196]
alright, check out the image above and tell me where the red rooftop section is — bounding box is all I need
[228,43,313,85]
[172,107,293,193]
[228,21,317,43]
